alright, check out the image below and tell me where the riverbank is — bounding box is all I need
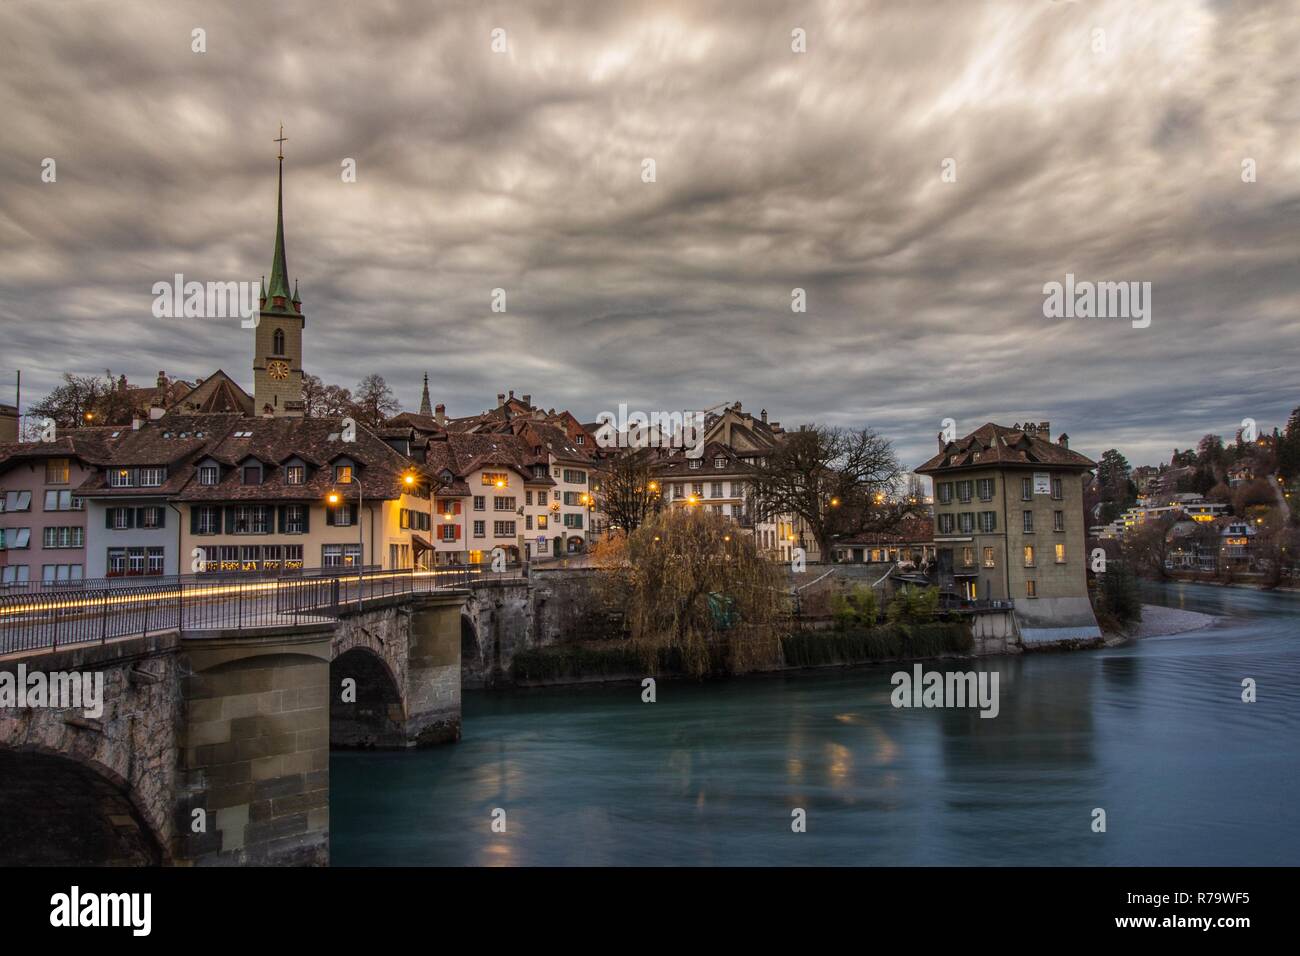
[1133,603,1218,638]
[1159,573,1300,594]
[509,621,974,687]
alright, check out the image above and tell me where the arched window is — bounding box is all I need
[273,328,285,355]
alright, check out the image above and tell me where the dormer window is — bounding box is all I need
[713,456,726,468]
[198,465,219,486]
[243,464,263,486]
[334,464,353,483]
[689,459,702,469]
[285,464,305,485]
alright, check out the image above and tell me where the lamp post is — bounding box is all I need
[327,475,364,600]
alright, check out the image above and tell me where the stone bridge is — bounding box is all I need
[0,589,466,866]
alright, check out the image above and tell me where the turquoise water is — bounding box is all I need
[331,581,1300,865]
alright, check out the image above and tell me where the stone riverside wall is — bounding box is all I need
[460,568,624,688]
[462,567,1042,687]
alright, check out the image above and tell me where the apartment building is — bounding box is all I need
[420,430,593,564]
[651,401,817,562]
[396,390,604,559]
[916,421,1100,641]
[174,417,432,573]
[0,433,115,586]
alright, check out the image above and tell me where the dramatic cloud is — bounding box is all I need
[1,0,1297,469]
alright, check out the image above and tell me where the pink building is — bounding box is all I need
[0,434,114,586]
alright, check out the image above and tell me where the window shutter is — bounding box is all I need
[156,507,166,529]
[455,501,462,515]
[127,508,137,529]
[277,505,286,533]
[106,508,114,529]
[454,525,461,540]
[325,507,334,527]
[190,507,199,535]
[349,503,358,525]
[301,506,310,533]
[224,507,235,534]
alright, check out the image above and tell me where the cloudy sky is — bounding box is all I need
[2,0,1297,470]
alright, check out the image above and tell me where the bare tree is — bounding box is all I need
[595,448,663,534]
[1123,513,1177,578]
[27,371,121,429]
[302,373,355,418]
[350,374,398,428]
[746,424,903,560]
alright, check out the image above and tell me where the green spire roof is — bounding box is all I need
[266,156,293,308]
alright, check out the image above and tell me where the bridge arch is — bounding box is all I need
[0,746,165,866]
[329,646,405,748]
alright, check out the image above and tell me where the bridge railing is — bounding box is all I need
[0,564,497,656]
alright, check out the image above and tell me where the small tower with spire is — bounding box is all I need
[252,124,306,417]
[418,373,433,417]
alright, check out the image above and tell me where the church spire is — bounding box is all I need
[266,124,293,308]
[419,372,432,416]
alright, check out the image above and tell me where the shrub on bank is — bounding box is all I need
[511,642,700,682]
[513,621,973,682]
[780,622,973,668]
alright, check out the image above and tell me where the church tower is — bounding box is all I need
[253,126,305,417]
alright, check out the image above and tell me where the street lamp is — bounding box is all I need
[326,475,364,597]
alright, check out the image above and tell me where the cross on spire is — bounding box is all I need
[275,123,287,161]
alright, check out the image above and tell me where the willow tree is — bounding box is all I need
[614,508,789,676]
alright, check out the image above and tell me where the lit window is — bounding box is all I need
[1024,545,1035,567]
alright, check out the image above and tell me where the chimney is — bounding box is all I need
[522,394,531,407]
[156,370,168,389]
[938,432,946,451]
[761,409,768,423]
[509,389,515,400]
[1039,421,1051,441]
[497,392,506,406]
[1058,433,1069,449]
[435,403,446,427]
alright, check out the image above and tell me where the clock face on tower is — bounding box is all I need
[267,360,290,381]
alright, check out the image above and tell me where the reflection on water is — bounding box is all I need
[332,582,1300,866]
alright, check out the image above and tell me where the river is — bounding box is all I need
[330,581,1299,865]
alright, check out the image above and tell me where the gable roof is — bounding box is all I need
[915,423,1095,474]
[421,432,555,496]
[166,369,253,416]
[0,429,122,475]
